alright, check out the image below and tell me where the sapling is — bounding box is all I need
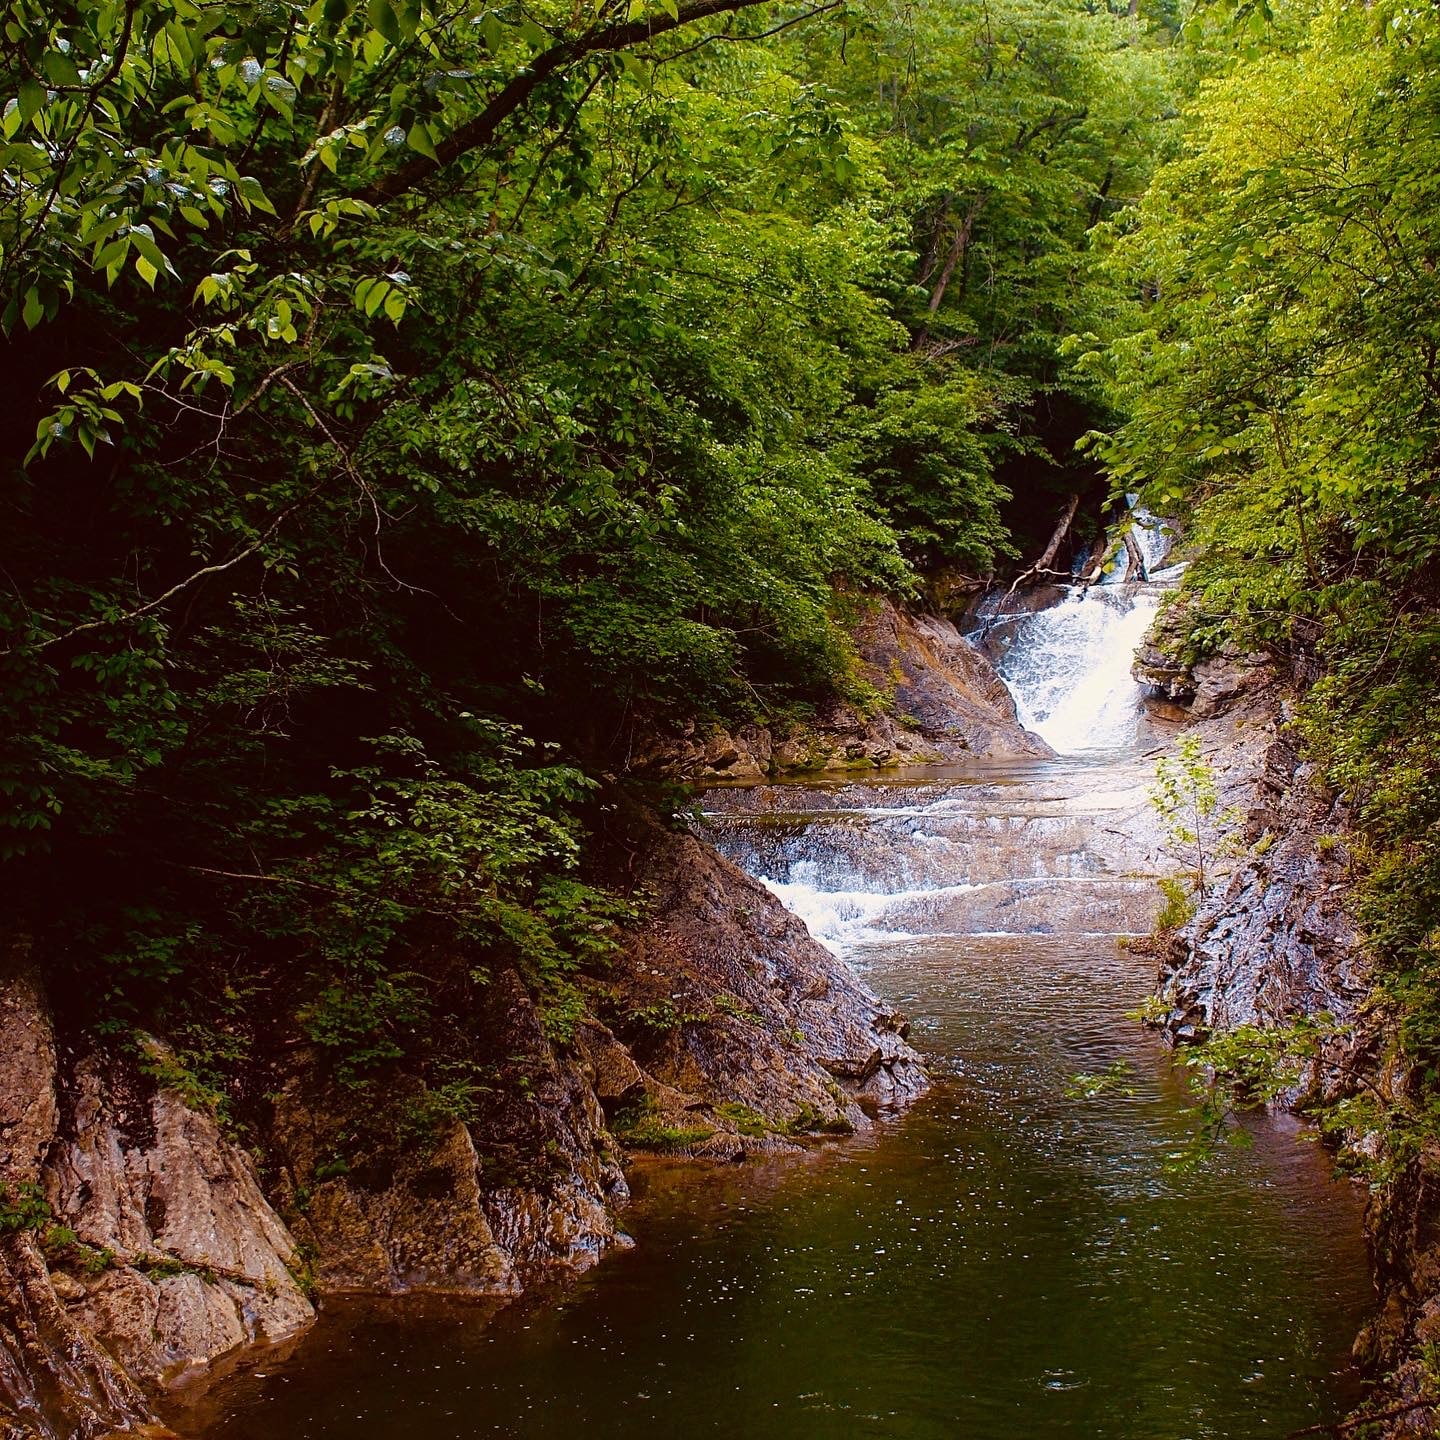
[1150,734,1244,901]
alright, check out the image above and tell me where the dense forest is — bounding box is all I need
[0,0,1182,1112]
[2,0,1439,1422]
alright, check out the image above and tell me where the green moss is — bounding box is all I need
[715,1102,771,1138]
[785,1102,854,1137]
[138,1253,217,1284]
[612,1099,714,1151]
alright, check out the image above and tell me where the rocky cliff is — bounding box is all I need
[1,812,929,1438]
[1136,640,1440,1435]
[0,947,313,1440]
[1148,686,1370,1065]
[19,661,1042,1437]
[651,598,1049,781]
[0,598,1046,1436]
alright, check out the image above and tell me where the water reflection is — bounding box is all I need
[190,924,1371,1440]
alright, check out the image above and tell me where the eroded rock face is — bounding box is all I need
[46,1055,314,1385]
[1133,594,1272,717]
[0,1232,154,1440]
[268,966,627,1296]
[0,946,312,1438]
[1153,703,1369,1069]
[610,813,928,1143]
[264,814,928,1299]
[650,599,1048,781]
[2,754,931,1435]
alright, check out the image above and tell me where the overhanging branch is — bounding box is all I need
[356,0,817,207]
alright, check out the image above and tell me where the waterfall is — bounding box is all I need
[971,509,1175,758]
[700,507,1181,951]
[702,775,1164,954]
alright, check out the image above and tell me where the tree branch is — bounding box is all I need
[5,477,327,657]
[356,0,795,208]
[1005,492,1080,597]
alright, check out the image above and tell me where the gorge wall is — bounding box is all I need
[0,600,1018,1439]
[650,597,1049,782]
[1139,630,1440,1435]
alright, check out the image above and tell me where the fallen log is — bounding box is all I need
[1005,493,1081,598]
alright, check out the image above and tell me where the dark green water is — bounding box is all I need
[191,923,1371,1440]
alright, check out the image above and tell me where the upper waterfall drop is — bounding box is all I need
[971,510,1175,758]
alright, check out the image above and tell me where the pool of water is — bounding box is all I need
[187,758,1373,1440]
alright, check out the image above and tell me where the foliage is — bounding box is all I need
[0,0,1184,1130]
[0,1181,50,1234]
[0,1183,114,1270]
[1150,734,1242,895]
[1153,876,1196,934]
[1164,1017,1339,1174]
[1084,0,1440,1201]
[611,1098,714,1150]
[816,0,1181,562]
[713,992,763,1025]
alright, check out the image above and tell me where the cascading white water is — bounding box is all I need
[702,507,1181,953]
[973,509,1175,757]
[989,588,1162,755]
[704,776,1164,954]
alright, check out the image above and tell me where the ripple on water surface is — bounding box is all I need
[188,926,1370,1440]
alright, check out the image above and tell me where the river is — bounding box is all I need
[192,550,1374,1439]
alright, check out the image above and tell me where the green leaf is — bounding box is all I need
[368,0,402,44]
[18,80,46,125]
[406,122,438,161]
[43,51,81,88]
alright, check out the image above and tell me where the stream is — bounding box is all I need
[193,546,1374,1439]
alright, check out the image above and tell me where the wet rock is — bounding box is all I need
[1131,594,1271,716]
[0,1232,155,1440]
[645,598,1048,780]
[46,1052,313,1384]
[0,962,58,1186]
[1154,701,1368,1101]
[0,943,311,1436]
[611,810,929,1136]
[269,967,627,1296]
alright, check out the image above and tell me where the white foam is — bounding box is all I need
[998,587,1162,756]
[758,872,978,953]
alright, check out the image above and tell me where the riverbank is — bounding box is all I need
[1132,634,1440,1436]
[5,598,1034,1439]
[1,569,1408,1439]
[179,744,1374,1439]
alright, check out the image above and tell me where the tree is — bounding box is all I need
[1150,733,1240,903]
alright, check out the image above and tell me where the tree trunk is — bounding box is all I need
[1005,493,1081,596]
[926,204,980,315]
[1080,530,1109,585]
[1122,527,1148,582]
[911,200,983,353]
